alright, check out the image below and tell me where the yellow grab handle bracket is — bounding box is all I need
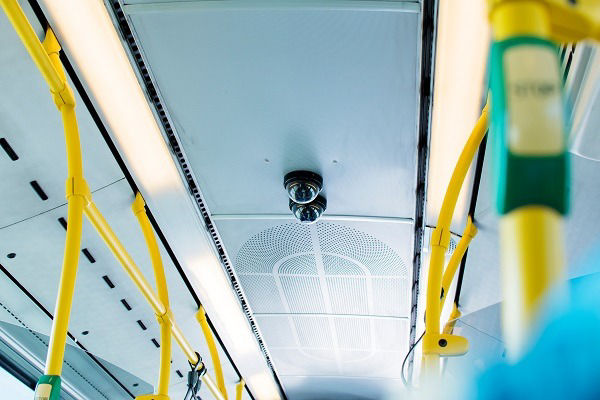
[488,0,600,42]
[423,333,469,358]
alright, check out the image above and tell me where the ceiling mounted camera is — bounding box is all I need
[284,170,323,204]
[289,195,327,224]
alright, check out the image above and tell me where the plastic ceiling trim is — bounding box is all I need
[103,1,285,397]
[407,0,438,379]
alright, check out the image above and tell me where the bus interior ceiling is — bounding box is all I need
[1,1,600,400]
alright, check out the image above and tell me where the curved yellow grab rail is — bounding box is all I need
[133,193,172,396]
[439,216,478,312]
[422,103,488,378]
[197,306,228,399]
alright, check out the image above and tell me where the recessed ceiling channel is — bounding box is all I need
[112,1,423,398]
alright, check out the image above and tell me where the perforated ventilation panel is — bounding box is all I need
[217,219,411,383]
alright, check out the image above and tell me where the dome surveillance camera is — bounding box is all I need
[284,170,323,205]
[289,195,327,224]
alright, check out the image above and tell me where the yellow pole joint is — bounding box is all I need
[132,192,146,215]
[65,177,91,205]
[443,304,462,335]
[431,226,451,250]
[155,308,174,327]
[41,28,75,108]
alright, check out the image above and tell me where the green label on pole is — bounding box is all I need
[34,375,61,400]
[490,36,569,215]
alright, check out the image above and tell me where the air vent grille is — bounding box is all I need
[235,222,410,378]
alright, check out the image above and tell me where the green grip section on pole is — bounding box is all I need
[34,375,61,400]
[490,36,569,215]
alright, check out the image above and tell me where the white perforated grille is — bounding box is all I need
[234,221,410,379]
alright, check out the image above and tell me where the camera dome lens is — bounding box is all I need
[284,171,323,205]
[287,181,319,204]
[289,196,327,224]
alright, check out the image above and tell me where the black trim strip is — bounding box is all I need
[29,180,48,201]
[453,135,488,305]
[57,217,68,230]
[102,275,116,289]
[136,320,147,331]
[81,248,96,264]
[407,0,438,378]
[25,2,257,396]
[120,299,132,311]
[0,138,19,161]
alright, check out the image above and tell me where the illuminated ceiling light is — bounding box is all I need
[425,0,490,232]
[38,1,280,398]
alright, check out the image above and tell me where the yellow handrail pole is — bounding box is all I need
[84,202,166,314]
[488,0,571,359]
[236,379,245,400]
[0,0,64,93]
[133,193,171,396]
[439,216,477,312]
[201,367,226,400]
[84,201,200,364]
[442,304,462,336]
[196,306,228,399]
[422,103,488,378]
[45,193,84,376]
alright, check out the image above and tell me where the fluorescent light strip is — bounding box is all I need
[38,1,281,398]
[425,0,490,232]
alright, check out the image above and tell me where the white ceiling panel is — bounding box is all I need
[125,2,420,218]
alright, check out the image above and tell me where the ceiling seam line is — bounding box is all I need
[0,177,126,230]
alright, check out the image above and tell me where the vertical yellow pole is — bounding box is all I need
[43,30,86,377]
[196,306,228,400]
[157,319,172,395]
[133,193,171,395]
[489,0,567,359]
[499,207,564,356]
[236,379,245,400]
[45,193,83,375]
[422,105,488,378]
